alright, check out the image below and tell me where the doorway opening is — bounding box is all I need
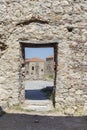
[19,41,58,111]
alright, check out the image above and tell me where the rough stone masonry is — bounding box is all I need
[0,0,87,115]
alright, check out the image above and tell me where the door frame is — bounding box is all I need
[19,40,58,107]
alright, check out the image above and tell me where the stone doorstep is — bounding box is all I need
[22,105,51,112]
[24,103,51,106]
[24,100,52,106]
[21,100,53,112]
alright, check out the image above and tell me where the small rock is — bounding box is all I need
[34,120,39,123]
[64,108,75,115]
[0,77,6,83]
[75,90,83,95]
[84,103,87,111]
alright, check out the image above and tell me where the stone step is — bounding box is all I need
[22,105,51,112]
[25,100,52,106]
[22,100,53,111]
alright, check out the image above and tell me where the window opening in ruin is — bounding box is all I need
[32,66,34,70]
[41,69,43,72]
[20,41,58,110]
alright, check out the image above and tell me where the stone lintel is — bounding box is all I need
[19,40,58,48]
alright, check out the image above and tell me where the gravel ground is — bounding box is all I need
[25,80,53,90]
[0,113,87,130]
[25,80,53,100]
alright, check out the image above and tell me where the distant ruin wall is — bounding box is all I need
[0,0,87,114]
[45,57,54,76]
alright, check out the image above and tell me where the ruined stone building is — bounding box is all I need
[45,55,54,76]
[25,56,54,80]
[0,0,87,115]
[25,57,45,80]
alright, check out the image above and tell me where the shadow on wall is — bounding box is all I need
[0,106,6,116]
[25,86,53,100]
[0,112,87,130]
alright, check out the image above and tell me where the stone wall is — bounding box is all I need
[0,0,87,114]
[45,56,54,76]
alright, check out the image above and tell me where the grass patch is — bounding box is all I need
[42,74,54,81]
[49,75,53,79]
